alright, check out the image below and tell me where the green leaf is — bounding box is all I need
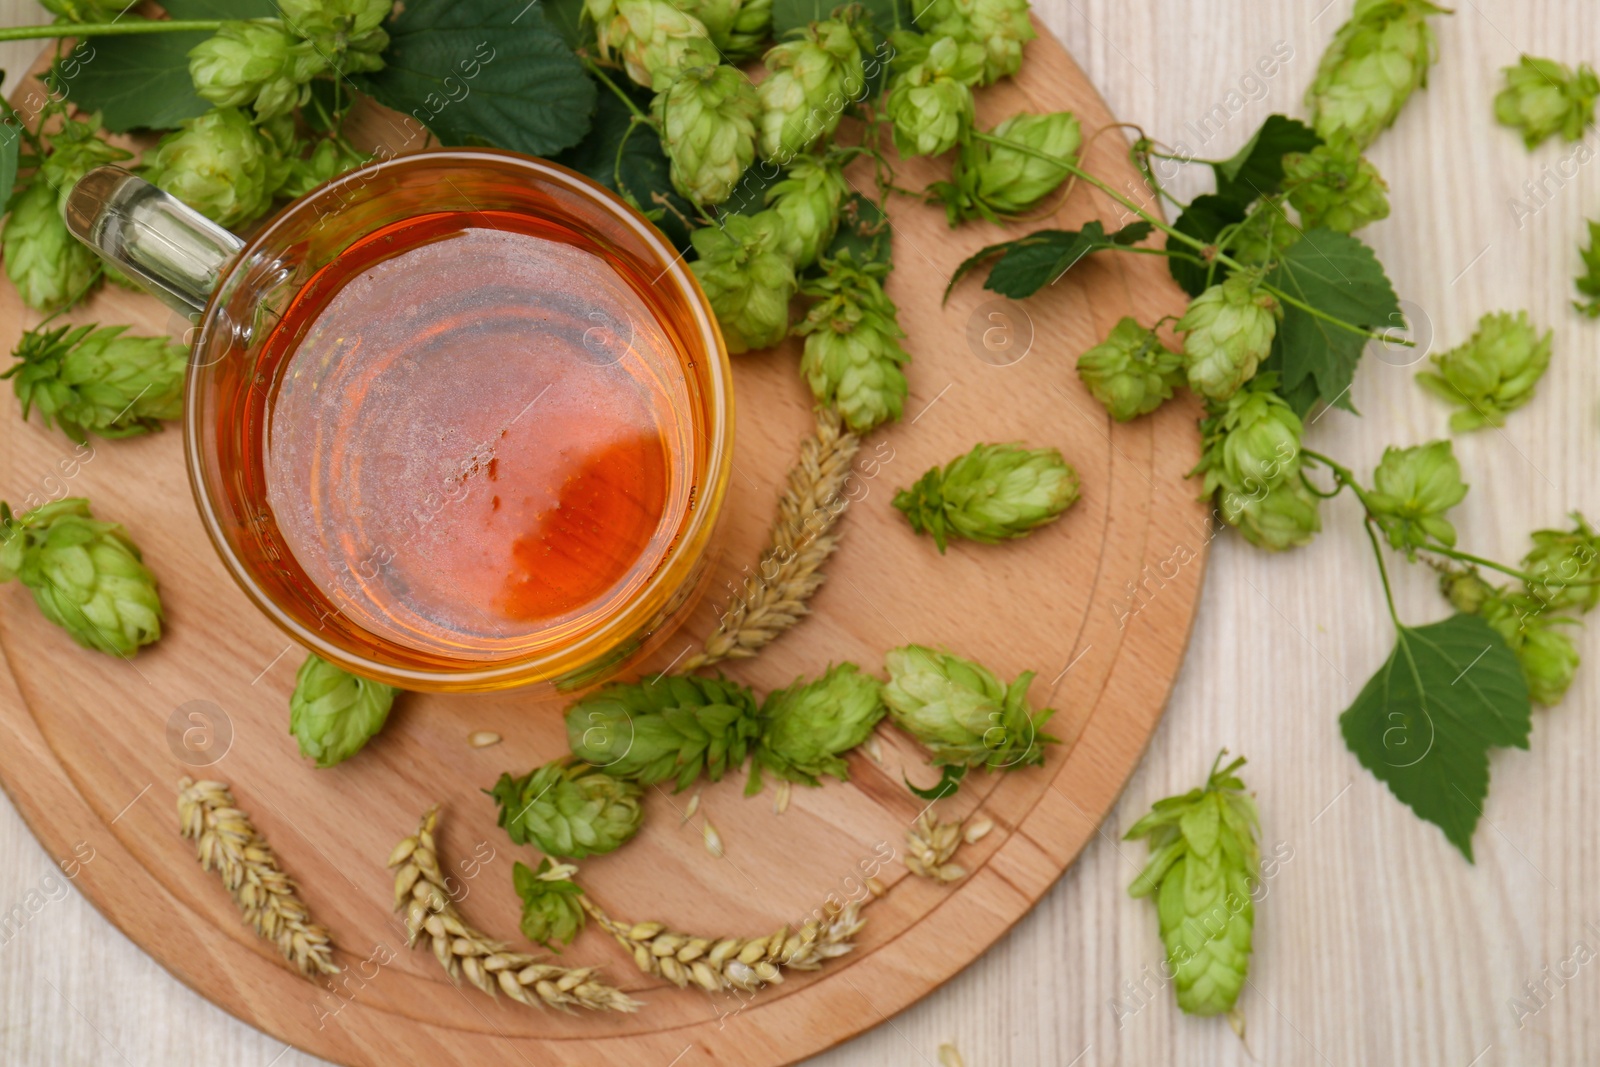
[946,220,1153,301]
[49,35,210,132]
[905,763,967,800]
[772,0,910,37]
[1213,114,1320,207]
[1263,226,1400,415]
[352,0,596,157]
[0,107,18,211]
[1339,613,1531,861]
[818,192,891,272]
[1167,194,1245,297]
[551,80,694,254]
[540,0,591,49]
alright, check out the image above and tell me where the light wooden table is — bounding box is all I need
[3,2,1597,1064]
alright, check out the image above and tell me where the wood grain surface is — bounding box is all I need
[3,2,1599,1066]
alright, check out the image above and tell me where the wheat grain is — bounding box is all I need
[683,408,861,671]
[905,811,966,884]
[176,777,339,978]
[387,806,640,1013]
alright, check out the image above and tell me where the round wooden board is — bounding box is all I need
[0,25,1206,1067]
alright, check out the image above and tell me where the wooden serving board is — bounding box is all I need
[0,25,1206,1067]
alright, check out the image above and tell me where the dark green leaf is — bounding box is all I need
[1264,226,1400,415]
[818,192,891,272]
[905,763,967,800]
[1167,194,1245,297]
[541,0,591,50]
[352,0,596,158]
[946,220,1152,301]
[1340,613,1531,862]
[0,106,19,210]
[772,0,910,37]
[551,80,695,254]
[1213,114,1320,207]
[49,35,210,132]
[159,0,274,16]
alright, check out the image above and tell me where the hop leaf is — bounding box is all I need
[689,211,797,353]
[142,107,285,228]
[756,16,868,161]
[1177,271,1282,402]
[564,673,761,790]
[1076,317,1184,422]
[1305,0,1449,150]
[1367,440,1468,555]
[652,64,759,206]
[1124,752,1260,1017]
[764,154,849,268]
[750,663,885,791]
[512,858,587,949]
[0,498,162,656]
[672,0,771,61]
[795,249,910,433]
[288,653,398,768]
[1415,311,1552,432]
[885,35,983,158]
[912,0,1035,85]
[189,20,327,121]
[1282,142,1390,233]
[882,645,1057,770]
[1522,513,1600,613]
[893,442,1079,552]
[3,323,186,444]
[491,761,645,858]
[1494,54,1599,149]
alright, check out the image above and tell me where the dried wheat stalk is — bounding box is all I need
[683,407,861,671]
[176,777,340,978]
[387,806,640,1013]
[905,811,967,884]
[580,881,881,994]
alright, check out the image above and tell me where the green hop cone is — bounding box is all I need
[288,653,398,768]
[1575,219,1600,319]
[885,36,983,158]
[279,137,372,200]
[967,110,1080,217]
[1306,0,1448,150]
[1177,272,1282,402]
[652,64,759,207]
[756,16,868,162]
[795,249,909,433]
[912,0,1035,85]
[672,0,771,61]
[278,0,392,75]
[763,154,849,268]
[0,498,161,656]
[142,108,283,229]
[491,760,644,859]
[1366,440,1468,555]
[1438,566,1497,615]
[40,112,133,211]
[189,20,326,121]
[1192,376,1304,498]
[882,645,1057,770]
[1415,311,1552,433]
[2,177,100,313]
[1522,513,1600,613]
[689,211,797,353]
[1216,476,1322,552]
[1283,142,1390,233]
[2,323,186,444]
[1076,317,1184,422]
[1494,55,1600,149]
[893,442,1079,552]
[750,663,885,791]
[1478,593,1580,707]
[596,0,720,91]
[1223,204,1300,269]
[512,859,586,950]
[564,673,761,790]
[39,0,136,22]
[1125,752,1260,1018]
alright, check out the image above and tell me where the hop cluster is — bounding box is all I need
[1076,317,1184,422]
[1193,377,1320,552]
[141,108,286,228]
[757,16,869,162]
[751,663,886,789]
[882,645,1057,770]
[491,761,645,859]
[1177,271,1282,402]
[564,673,762,790]
[892,442,1079,552]
[1305,0,1448,149]
[795,250,910,433]
[653,64,760,206]
[885,34,984,158]
[913,0,1036,85]
[936,110,1080,224]
[1366,440,1468,556]
[189,20,325,120]
[288,653,398,768]
[764,155,849,268]
[689,211,797,353]
[512,858,587,949]
[1283,142,1390,233]
[1415,311,1552,433]
[1495,55,1600,149]
[674,0,772,61]
[591,0,718,90]
[4,323,186,443]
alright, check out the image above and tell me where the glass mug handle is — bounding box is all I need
[63,165,246,317]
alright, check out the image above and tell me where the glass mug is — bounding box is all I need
[64,151,733,693]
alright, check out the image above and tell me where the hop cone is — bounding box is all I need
[564,673,761,790]
[970,110,1079,215]
[2,178,100,313]
[0,498,162,656]
[1494,55,1599,149]
[689,211,796,353]
[795,250,909,433]
[1217,477,1321,552]
[1576,220,1600,318]
[1367,440,1467,555]
[597,0,720,90]
[279,137,372,200]
[894,442,1079,552]
[1076,317,1184,422]
[1192,377,1304,499]
[1283,142,1390,233]
[1223,205,1300,269]
[913,0,1035,85]
[1415,311,1551,432]
[1439,567,1496,615]
[653,64,759,206]
[1522,513,1600,613]
[757,17,867,162]
[189,20,326,120]
[1305,0,1448,149]
[41,112,134,212]
[491,761,645,859]
[1475,593,1580,707]
[882,645,1057,770]
[764,154,849,268]
[288,653,398,768]
[885,36,983,157]
[750,663,885,790]
[278,0,392,74]
[3,324,186,444]
[673,0,771,61]
[142,107,282,228]
[512,858,586,949]
[1177,272,1281,402]
[1125,752,1260,1018]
